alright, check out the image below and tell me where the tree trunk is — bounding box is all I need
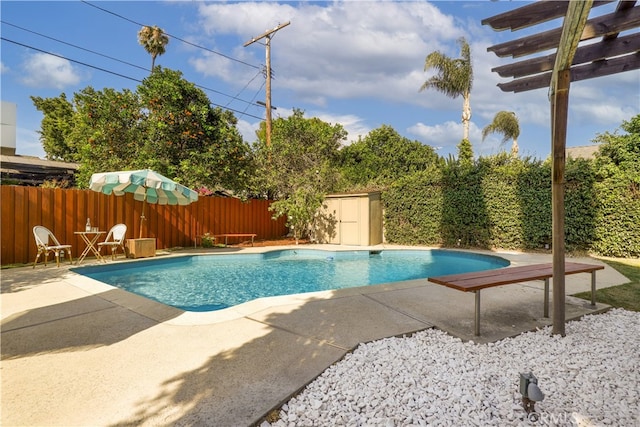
[462,91,471,140]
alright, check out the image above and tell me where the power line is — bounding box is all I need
[2,1,271,119]
[237,79,268,117]
[226,70,264,108]
[1,20,148,73]
[3,19,260,109]
[2,37,141,83]
[1,37,264,121]
[80,0,261,70]
[75,1,268,112]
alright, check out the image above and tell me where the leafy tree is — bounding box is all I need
[253,109,346,242]
[254,109,345,197]
[591,114,640,256]
[269,188,326,244]
[338,125,440,189]
[138,25,169,71]
[482,111,520,156]
[136,68,252,192]
[31,93,77,161]
[36,67,251,192]
[420,37,474,142]
[71,86,145,185]
[595,114,640,171]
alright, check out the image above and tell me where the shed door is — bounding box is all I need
[339,198,360,245]
[324,198,341,244]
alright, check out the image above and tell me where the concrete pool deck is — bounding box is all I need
[1,245,627,426]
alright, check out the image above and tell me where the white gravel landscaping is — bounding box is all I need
[265,309,639,426]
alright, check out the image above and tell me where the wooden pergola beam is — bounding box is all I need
[492,32,640,78]
[497,50,640,93]
[481,0,612,31]
[603,0,638,40]
[488,5,640,58]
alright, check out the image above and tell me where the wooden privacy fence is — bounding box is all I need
[1,186,288,266]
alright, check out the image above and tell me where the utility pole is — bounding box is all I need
[244,21,290,147]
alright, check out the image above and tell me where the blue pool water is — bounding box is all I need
[73,249,509,312]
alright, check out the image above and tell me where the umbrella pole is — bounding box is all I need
[139,199,146,239]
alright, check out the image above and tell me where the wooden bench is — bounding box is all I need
[213,233,257,246]
[428,262,604,336]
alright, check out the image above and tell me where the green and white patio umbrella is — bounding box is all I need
[89,169,198,238]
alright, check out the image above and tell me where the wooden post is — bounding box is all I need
[265,35,272,147]
[550,69,571,336]
[243,21,290,148]
[547,0,591,337]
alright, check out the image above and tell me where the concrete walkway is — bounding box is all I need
[1,246,627,426]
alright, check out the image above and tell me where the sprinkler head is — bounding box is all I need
[519,372,544,415]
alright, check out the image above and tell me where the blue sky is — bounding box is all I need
[2,1,639,160]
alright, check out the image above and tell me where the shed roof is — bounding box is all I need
[566,144,600,159]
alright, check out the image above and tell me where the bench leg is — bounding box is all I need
[591,271,597,307]
[474,290,481,336]
[544,278,550,318]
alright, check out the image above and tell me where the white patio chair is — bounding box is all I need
[32,226,73,268]
[98,223,127,260]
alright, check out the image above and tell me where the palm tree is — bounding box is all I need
[482,111,520,156]
[420,37,474,141]
[138,25,169,71]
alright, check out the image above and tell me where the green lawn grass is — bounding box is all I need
[573,259,640,312]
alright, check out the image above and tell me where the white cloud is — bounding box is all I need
[407,120,474,146]
[236,118,260,144]
[407,119,504,156]
[569,74,640,127]
[572,102,637,127]
[408,120,461,147]
[188,1,638,158]
[197,1,297,36]
[313,111,370,145]
[0,62,8,74]
[294,94,329,108]
[191,1,462,105]
[20,53,82,89]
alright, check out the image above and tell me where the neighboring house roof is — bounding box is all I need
[0,154,78,186]
[566,145,599,160]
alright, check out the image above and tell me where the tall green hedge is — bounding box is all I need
[384,166,444,245]
[383,154,638,257]
[590,115,640,257]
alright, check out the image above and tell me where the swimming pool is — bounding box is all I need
[73,249,509,312]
